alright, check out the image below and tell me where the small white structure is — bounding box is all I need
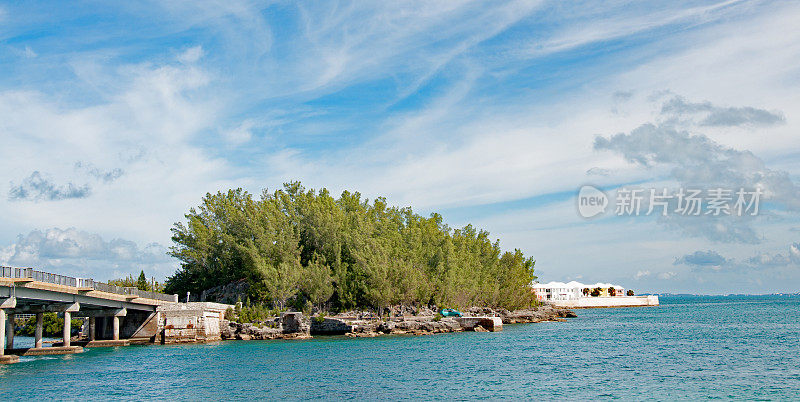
[158,302,232,343]
[532,281,625,301]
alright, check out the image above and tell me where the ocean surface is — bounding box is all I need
[2,295,799,400]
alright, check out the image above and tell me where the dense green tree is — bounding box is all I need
[166,182,538,311]
[109,272,163,292]
[300,257,334,311]
[136,270,148,291]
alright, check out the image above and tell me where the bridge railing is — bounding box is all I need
[27,268,78,287]
[1,266,178,303]
[120,286,177,302]
[93,282,123,294]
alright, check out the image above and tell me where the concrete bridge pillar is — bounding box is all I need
[59,302,80,348]
[113,316,120,340]
[35,312,44,348]
[0,298,15,356]
[5,312,13,349]
[89,317,96,341]
[0,309,5,356]
[63,311,71,347]
[111,308,126,341]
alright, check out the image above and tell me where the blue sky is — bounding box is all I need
[1,1,799,294]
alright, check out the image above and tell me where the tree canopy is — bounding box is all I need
[108,270,162,292]
[165,182,538,311]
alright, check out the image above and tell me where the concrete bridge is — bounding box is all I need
[1,266,179,364]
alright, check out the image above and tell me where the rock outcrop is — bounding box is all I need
[220,312,311,340]
[221,305,576,341]
[390,318,463,334]
[199,279,250,304]
[311,317,353,335]
[499,305,577,323]
[280,312,310,334]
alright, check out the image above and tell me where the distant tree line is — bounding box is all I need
[108,270,164,292]
[165,182,538,312]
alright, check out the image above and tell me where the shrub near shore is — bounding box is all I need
[166,182,539,313]
[18,313,83,337]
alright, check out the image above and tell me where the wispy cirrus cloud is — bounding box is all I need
[524,0,747,56]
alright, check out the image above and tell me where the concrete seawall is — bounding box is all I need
[548,295,659,308]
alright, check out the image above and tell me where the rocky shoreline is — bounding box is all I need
[220,305,576,341]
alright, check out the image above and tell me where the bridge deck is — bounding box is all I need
[1,277,176,309]
[1,266,178,303]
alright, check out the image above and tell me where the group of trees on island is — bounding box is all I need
[164,182,539,313]
[108,270,164,292]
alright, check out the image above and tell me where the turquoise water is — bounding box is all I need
[2,295,799,400]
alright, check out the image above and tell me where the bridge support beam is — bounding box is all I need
[0,298,15,309]
[35,312,44,348]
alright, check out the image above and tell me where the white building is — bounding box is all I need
[532,281,625,301]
